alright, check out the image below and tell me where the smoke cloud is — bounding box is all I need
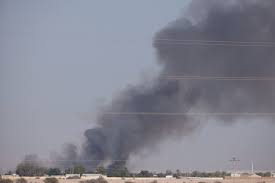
[61,0,275,170]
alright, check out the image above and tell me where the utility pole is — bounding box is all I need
[229,157,240,183]
[229,157,240,175]
[251,161,254,174]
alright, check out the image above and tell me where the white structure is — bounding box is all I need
[65,174,81,178]
[271,172,275,177]
[165,175,173,178]
[231,172,241,177]
[81,174,106,179]
[0,174,19,179]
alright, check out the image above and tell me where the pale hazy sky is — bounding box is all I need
[1,0,275,172]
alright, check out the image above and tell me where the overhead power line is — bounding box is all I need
[154,39,275,47]
[155,42,275,47]
[155,39,275,45]
[24,159,127,162]
[104,112,275,116]
[166,76,275,81]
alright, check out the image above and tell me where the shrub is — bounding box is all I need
[67,176,80,179]
[80,180,96,183]
[80,177,108,183]
[0,179,13,183]
[47,168,61,176]
[16,178,27,183]
[97,177,107,183]
[16,162,47,176]
[44,178,58,183]
[125,181,135,183]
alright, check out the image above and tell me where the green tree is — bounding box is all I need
[16,155,47,176]
[264,172,271,177]
[16,162,47,176]
[173,169,181,178]
[165,170,172,176]
[73,165,85,175]
[47,168,61,176]
[64,168,72,174]
[137,170,153,177]
[156,173,165,177]
[107,167,129,177]
[5,171,13,175]
[191,171,199,177]
[257,172,272,177]
[96,166,106,175]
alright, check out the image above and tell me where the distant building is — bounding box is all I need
[231,172,262,178]
[65,174,81,179]
[165,175,173,178]
[0,174,19,179]
[81,174,106,179]
[230,172,241,177]
[271,172,275,177]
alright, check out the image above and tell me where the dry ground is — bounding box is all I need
[9,177,275,183]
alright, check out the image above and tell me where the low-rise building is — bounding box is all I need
[49,175,66,179]
[231,172,262,178]
[230,172,241,177]
[81,174,106,179]
[165,175,173,178]
[65,174,81,179]
[0,174,19,179]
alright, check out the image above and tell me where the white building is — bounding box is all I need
[230,172,241,177]
[231,172,262,178]
[65,174,81,178]
[0,174,19,179]
[165,175,173,178]
[81,174,106,179]
[49,175,66,179]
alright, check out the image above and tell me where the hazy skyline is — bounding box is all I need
[1,0,275,172]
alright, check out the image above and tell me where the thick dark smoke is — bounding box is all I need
[154,0,275,120]
[62,0,275,170]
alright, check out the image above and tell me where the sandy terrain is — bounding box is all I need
[4,177,275,183]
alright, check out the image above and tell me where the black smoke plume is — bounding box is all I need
[62,0,275,170]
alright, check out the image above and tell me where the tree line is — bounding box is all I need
[3,162,272,178]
